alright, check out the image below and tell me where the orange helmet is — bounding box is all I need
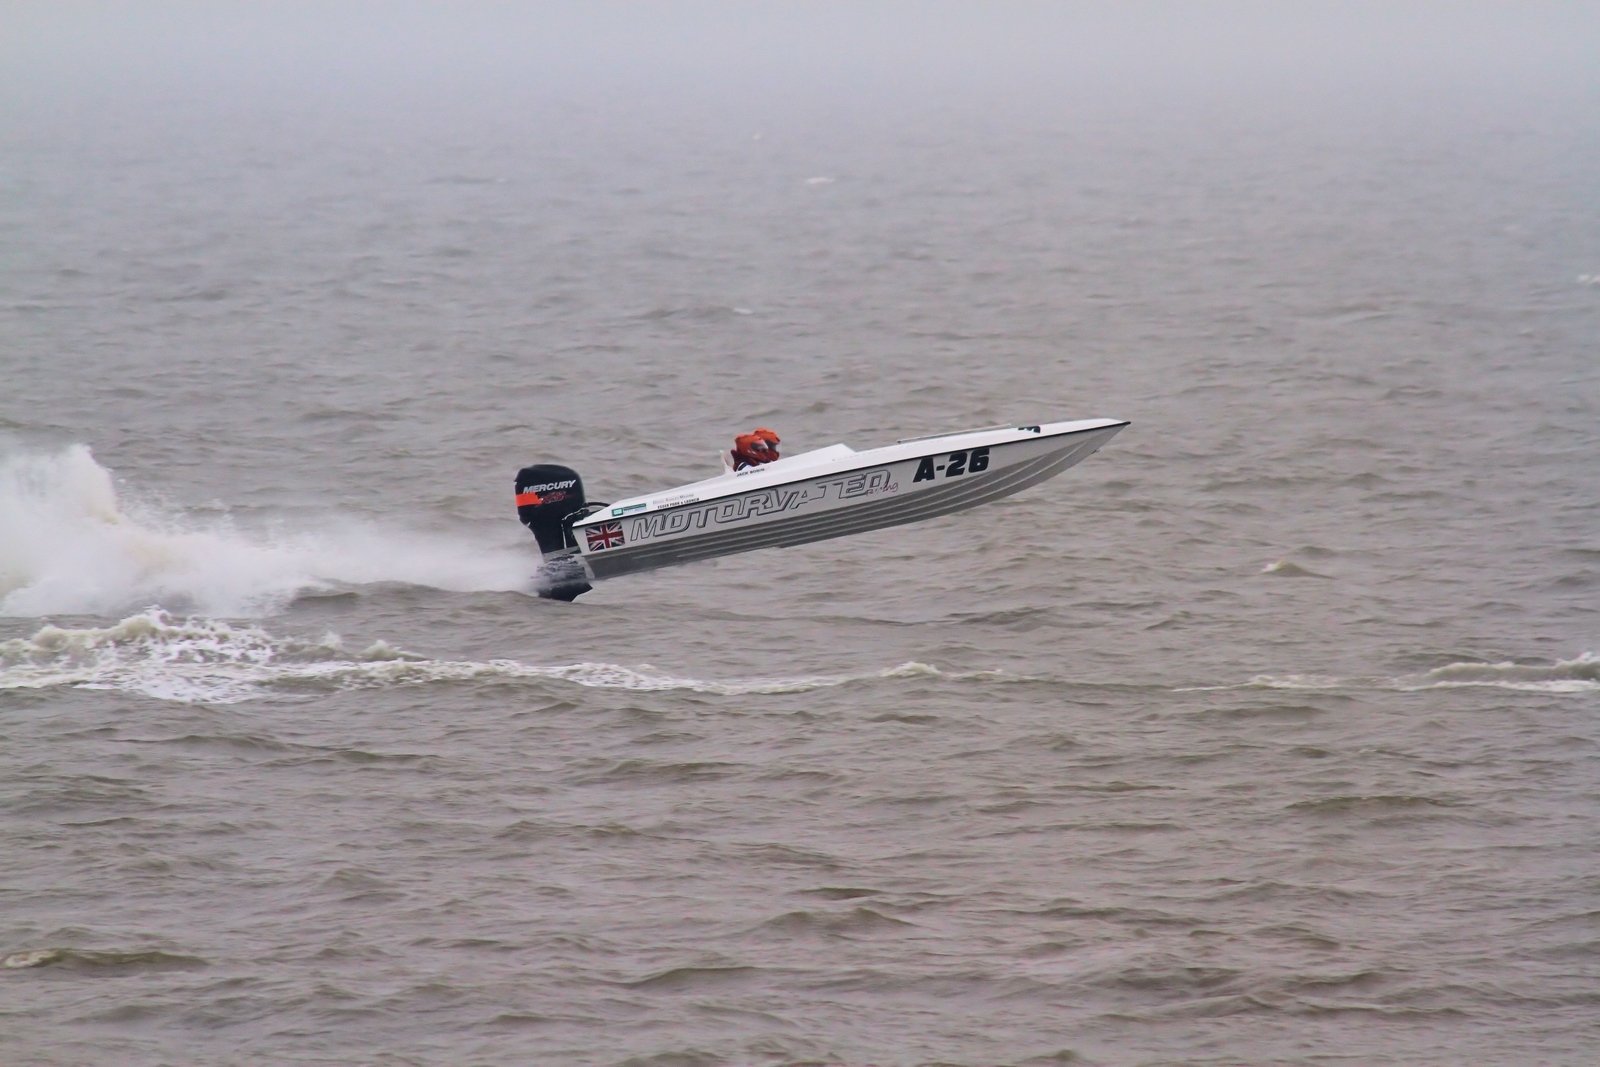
[732,428,781,466]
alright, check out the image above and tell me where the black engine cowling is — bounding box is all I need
[515,464,595,601]
[514,464,585,555]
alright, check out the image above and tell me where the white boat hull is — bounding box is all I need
[568,418,1126,582]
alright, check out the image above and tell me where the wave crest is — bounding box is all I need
[1186,655,1600,695]
[0,609,947,704]
[1419,654,1600,692]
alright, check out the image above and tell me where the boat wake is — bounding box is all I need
[0,443,533,617]
[0,609,947,705]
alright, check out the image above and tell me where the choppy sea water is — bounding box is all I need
[3,20,1600,1067]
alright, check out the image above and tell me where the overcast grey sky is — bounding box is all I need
[5,2,1597,101]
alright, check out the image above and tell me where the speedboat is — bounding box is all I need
[515,417,1128,600]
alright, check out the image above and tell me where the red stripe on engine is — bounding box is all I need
[515,491,543,507]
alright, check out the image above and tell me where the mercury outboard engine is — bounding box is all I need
[514,464,597,601]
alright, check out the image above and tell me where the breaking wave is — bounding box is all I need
[1188,654,1600,695]
[1415,654,1600,693]
[0,609,946,704]
[0,443,533,617]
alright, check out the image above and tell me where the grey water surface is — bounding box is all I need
[3,7,1599,1065]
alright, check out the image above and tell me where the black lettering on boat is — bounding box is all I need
[632,513,668,539]
[913,457,937,482]
[626,484,814,542]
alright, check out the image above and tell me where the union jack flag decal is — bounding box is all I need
[585,521,625,551]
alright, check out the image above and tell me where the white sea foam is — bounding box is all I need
[1261,560,1330,578]
[0,609,945,704]
[2,950,60,969]
[0,444,533,617]
[1183,655,1600,695]
[1412,654,1600,693]
[1237,673,1346,690]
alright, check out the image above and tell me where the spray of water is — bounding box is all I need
[0,443,535,617]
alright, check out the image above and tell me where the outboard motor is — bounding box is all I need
[514,464,593,601]
[515,464,585,553]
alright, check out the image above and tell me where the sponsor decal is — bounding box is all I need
[826,469,898,501]
[611,503,647,517]
[627,468,900,542]
[516,489,569,507]
[651,493,700,508]
[516,478,579,508]
[585,521,626,551]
